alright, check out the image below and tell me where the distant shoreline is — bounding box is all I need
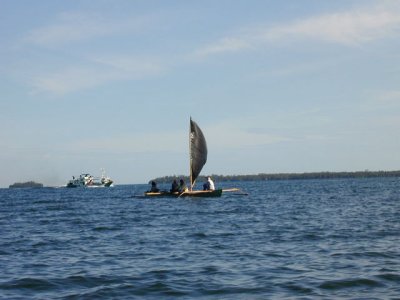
[151,170,400,184]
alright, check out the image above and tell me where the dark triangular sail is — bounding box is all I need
[190,118,207,189]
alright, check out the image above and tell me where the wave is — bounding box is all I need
[319,277,384,290]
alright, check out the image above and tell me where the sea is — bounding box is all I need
[0,178,399,299]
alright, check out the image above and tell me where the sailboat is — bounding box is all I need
[145,118,222,197]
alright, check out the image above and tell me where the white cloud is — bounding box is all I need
[24,13,113,46]
[378,90,400,103]
[30,56,164,95]
[65,131,186,156]
[194,4,400,57]
[31,66,112,95]
[193,37,251,58]
[24,12,150,47]
[359,89,400,113]
[20,10,166,95]
[66,121,293,158]
[204,120,293,150]
[265,9,400,46]
[90,55,164,76]
[23,3,400,95]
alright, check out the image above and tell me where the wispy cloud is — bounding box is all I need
[21,10,166,95]
[205,120,293,149]
[378,90,400,104]
[194,3,400,58]
[24,11,152,47]
[90,55,164,76]
[23,3,400,95]
[31,66,111,95]
[193,37,251,57]
[30,56,164,95]
[358,89,400,113]
[265,8,400,46]
[66,131,186,155]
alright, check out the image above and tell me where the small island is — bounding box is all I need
[9,181,44,188]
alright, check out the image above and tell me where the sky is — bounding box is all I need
[1,0,400,187]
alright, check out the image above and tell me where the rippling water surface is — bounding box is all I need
[1,178,399,299]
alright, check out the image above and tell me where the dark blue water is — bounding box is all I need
[1,178,399,299]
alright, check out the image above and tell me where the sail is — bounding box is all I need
[190,118,208,189]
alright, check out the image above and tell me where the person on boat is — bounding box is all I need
[149,181,159,193]
[178,179,188,193]
[203,176,215,191]
[203,177,210,190]
[170,179,179,193]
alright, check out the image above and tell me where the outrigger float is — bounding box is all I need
[144,118,242,198]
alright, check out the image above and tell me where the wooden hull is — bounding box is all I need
[144,189,222,198]
[180,189,222,197]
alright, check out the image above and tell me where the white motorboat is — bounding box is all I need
[66,169,113,188]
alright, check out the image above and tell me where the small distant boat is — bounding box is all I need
[145,118,222,198]
[66,169,113,188]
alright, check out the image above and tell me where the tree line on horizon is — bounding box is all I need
[150,170,400,184]
[9,181,44,188]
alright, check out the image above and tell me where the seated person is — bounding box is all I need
[203,176,215,191]
[178,179,188,193]
[203,181,210,190]
[170,179,179,193]
[149,181,159,193]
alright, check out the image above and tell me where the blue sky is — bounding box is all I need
[1,0,400,187]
